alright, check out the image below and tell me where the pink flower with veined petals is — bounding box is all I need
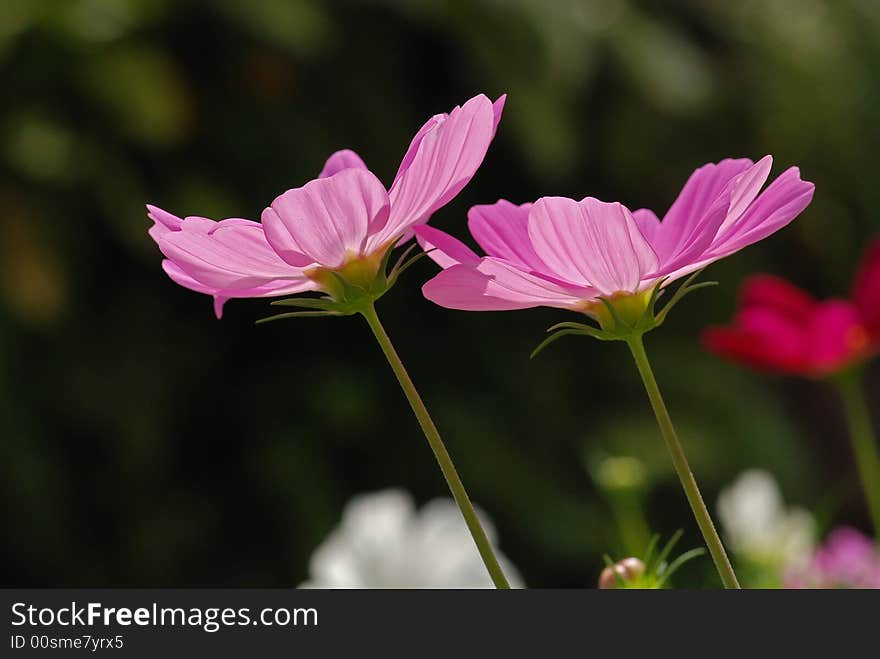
[418,157,814,314]
[148,93,505,317]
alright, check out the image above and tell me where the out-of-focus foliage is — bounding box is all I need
[1,0,878,587]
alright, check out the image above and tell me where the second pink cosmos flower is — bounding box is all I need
[418,157,814,313]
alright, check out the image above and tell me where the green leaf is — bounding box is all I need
[656,547,706,588]
[642,533,661,572]
[653,529,684,572]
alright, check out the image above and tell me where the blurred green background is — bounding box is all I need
[2,0,878,587]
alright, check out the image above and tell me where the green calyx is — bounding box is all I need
[530,269,716,358]
[256,240,433,324]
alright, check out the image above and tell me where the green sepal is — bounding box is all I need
[530,326,614,359]
[387,247,436,286]
[531,270,717,357]
[270,297,338,311]
[257,238,439,325]
[255,310,346,325]
[654,269,717,326]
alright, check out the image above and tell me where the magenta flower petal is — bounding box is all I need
[528,196,659,295]
[369,94,500,249]
[422,258,590,311]
[852,238,880,336]
[263,168,391,269]
[740,274,817,320]
[414,225,480,268]
[703,250,878,377]
[806,300,868,372]
[318,149,368,178]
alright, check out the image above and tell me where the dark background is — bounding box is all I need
[1,0,878,587]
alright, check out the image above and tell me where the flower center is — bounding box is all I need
[846,323,871,355]
[305,249,388,304]
[583,289,654,333]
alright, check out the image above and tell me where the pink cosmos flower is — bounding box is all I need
[148,93,505,317]
[703,239,880,377]
[785,527,880,589]
[418,157,814,315]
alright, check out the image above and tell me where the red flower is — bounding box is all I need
[703,240,880,377]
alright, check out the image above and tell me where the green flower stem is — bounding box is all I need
[609,493,652,558]
[834,370,880,537]
[626,333,740,589]
[361,302,511,589]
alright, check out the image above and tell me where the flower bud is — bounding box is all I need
[598,557,646,589]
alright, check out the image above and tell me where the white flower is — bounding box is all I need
[300,489,523,588]
[717,469,815,568]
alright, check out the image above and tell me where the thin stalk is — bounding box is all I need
[834,370,880,537]
[626,333,740,589]
[361,302,511,589]
[609,492,652,558]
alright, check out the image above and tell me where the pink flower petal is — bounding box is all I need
[706,166,815,260]
[263,168,390,269]
[368,94,500,249]
[162,260,316,319]
[467,200,550,272]
[721,156,774,231]
[632,209,661,243]
[147,204,184,231]
[157,216,303,290]
[528,196,659,295]
[318,149,368,178]
[413,225,480,269]
[491,94,506,134]
[422,258,590,311]
[654,158,772,278]
[652,158,755,261]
